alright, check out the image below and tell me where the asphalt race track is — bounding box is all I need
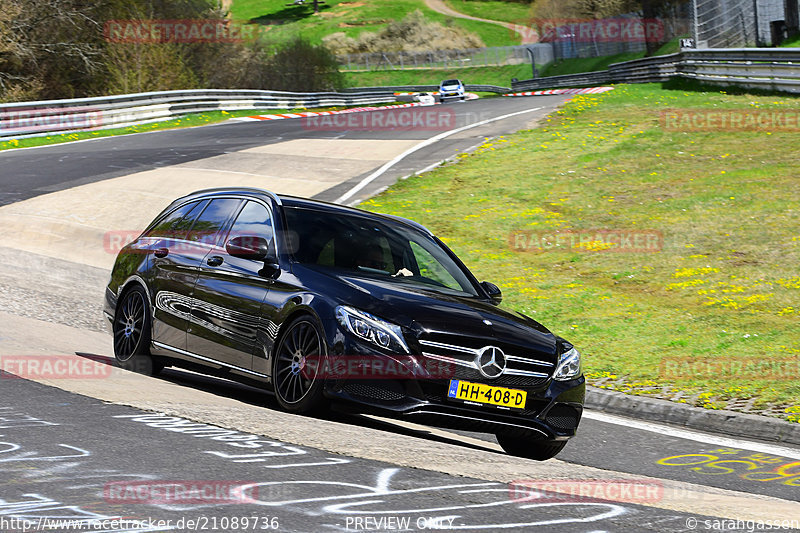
[1,97,799,533]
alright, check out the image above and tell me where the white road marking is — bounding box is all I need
[334,106,544,205]
[583,410,800,459]
[368,409,800,460]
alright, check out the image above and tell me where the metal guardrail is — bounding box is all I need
[511,48,800,94]
[0,88,399,140]
[679,49,800,93]
[0,84,511,140]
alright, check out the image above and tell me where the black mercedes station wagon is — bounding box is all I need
[105,188,584,460]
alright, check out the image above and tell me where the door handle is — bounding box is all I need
[207,255,224,267]
[154,247,169,258]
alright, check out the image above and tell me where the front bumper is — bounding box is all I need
[322,328,584,440]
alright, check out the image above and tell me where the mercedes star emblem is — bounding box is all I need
[476,346,506,379]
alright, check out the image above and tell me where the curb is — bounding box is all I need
[237,102,431,122]
[586,385,800,447]
[504,87,615,97]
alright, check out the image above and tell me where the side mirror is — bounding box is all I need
[226,235,268,260]
[480,281,502,304]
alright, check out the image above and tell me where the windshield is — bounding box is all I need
[284,206,479,297]
[441,80,460,86]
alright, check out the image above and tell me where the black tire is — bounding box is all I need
[496,434,567,461]
[272,315,326,414]
[113,285,164,376]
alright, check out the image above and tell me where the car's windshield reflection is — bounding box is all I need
[284,206,479,297]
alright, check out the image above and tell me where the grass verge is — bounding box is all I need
[230,0,518,47]
[780,34,800,47]
[442,0,532,24]
[358,82,800,421]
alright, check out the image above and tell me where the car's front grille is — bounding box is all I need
[418,338,553,388]
[545,404,582,430]
[451,367,549,388]
[342,383,404,402]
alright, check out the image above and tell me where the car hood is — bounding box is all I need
[298,266,559,359]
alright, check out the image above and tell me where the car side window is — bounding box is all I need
[170,201,208,239]
[409,241,461,291]
[227,201,274,245]
[145,200,204,239]
[186,199,242,245]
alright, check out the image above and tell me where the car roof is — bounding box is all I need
[177,187,433,236]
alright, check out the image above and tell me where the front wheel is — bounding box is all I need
[113,285,164,376]
[496,433,567,461]
[272,316,326,414]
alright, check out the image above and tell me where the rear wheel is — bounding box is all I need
[113,285,164,376]
[273,316,326,414]
[496,433,567,461]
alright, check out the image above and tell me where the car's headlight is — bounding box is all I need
[336,306,409,354]
[553,346,582,381]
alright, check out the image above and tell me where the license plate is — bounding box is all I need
[447,380,527,410]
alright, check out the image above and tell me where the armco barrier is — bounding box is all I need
[0,88,398,140]
[0,84,511,140]
[512,48,800,94]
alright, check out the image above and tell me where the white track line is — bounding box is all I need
[583,410,800,459]
[334,106,544,205]
[371,410,800,460]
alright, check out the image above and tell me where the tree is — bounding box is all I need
[264,37,344,92]
[0,0,109,100]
